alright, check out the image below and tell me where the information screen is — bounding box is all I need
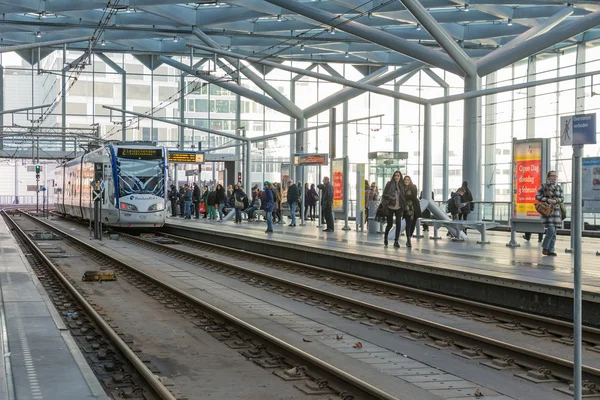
[117,148,163,159]
[167,151,205,163]
[293,153,328,166]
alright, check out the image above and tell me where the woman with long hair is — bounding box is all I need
[215,183,226,222]
[382,171,405,248]
[401,175,421,248]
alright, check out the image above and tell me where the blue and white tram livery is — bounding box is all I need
[55,144,167,228]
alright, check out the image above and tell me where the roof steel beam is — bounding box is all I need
[398,0,476,77]
[0,36,91,53]
[193,28,304,119]
[158,56,296,118]
[187,43,426,104]
[96,53,124,74]
[304,62,421,118]
[262,0,464,76]
[477,7,595,77]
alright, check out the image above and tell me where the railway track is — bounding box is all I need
[109,230,600,394]
[18,210,401,400]
[2,210,176,400]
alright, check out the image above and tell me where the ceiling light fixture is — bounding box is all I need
[300,44,305,51]
[277,14,282,22]
[215,1,220,7]
[330,27,335,34]
[464,4,469,11]
[126,6,132,12]
[36,31,41,38]
[368,12,372,19]
[416,23,421,30]
[344,52,349,58]
[101,39,106,46]
[227,46,232,52]
[41,11,47,18]
[507,18,513,26]
[173,36,178,43]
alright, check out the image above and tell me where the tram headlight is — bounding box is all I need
[120,203,138,211]
[148,202,164,212]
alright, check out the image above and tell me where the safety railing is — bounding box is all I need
[0,196,54,206]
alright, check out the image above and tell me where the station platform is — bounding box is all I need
[0,218,107,399]
[163,215,600,325]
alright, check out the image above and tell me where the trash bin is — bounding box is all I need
[367,200,381,234]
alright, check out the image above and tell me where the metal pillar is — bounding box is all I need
[14,159,18,205]
[122,73,126,141]
[393,86,400,153]
[290,79,296,183]
[0,64,3,150]
[573,144,583,400]
[245,138,251,201]
[61,44,67,152]
[484,71,497,202]
[576,44,586,113]
[295,118,306,183]
[177,73,185,187]
[442,88,449,201]
[526,56,536,139]
[462,75,482,219]
[423,104,432,200]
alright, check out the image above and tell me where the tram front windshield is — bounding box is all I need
[117,155,164,198]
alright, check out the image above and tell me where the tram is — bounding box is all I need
[54,144,167,227]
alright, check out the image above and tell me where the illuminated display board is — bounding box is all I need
[293,153,328,166]
[167,151,205,163]
[117,148,163,159]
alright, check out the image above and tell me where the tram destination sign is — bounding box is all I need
[167,151,205,163]
[293,153,328,166]
[117,148,163,159]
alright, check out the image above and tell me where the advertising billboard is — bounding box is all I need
[512,140,543,220]
[280,163,290,203]
[332,158,344,212]
[583,157,600,213]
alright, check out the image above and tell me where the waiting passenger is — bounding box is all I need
[306,184,318,221]
[215,184,226,222]
[169,184,178,217]
[201,185,209,218]
[448,188,465,220]
[460,181,474,220]
[263,181,274,233]
[535,170,563,256]
[183,184,193,219]
[382,171,405,247]
[287,180,299,227]
[192,182,201,220]
[402,175,421,248]
[206,189,217,220]
[232,183,246,224]
[178,186,185,217]
[246,188,261,221]
[318,177,334,232]
[272,183,282,224]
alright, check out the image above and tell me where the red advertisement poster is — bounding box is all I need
[332,159,344,211]
[512,141,542,219]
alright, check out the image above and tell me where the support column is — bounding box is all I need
[295,118,306,183]
[526,56,536,139]
[0,64,3,150]
[62,44,67,152]
[245,138,251,200]
[442,87,449,200]
[423,104,432,200]
[176,73,185,187]
[290,80,296,183]
[484,72,497,202]
[463,75,482,217]
[393,86,399,153]
[122,73,126,141]
[576,44,586,113]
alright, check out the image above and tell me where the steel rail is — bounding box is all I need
[159,232,600,342]
[118,232,600,386]
[25,212,401,400]
[2,211,177,400]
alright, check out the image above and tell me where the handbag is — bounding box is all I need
[534,184,553,217]
[376,200,389,218]
[234,200,244,209]
[199,202,206,213]
[559,203,567,220]
[313,193,320,202]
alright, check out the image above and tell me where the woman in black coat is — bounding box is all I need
[215,184,226,221]
[401,176,421,248]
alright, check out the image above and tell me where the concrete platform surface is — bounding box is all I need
[0,218,107,400]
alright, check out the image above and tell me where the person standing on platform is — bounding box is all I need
[402,176,421,248]
[183,184,193,219]
[318,177,334,232]
[192,182,201,219]
[449,188,465,220]
[460,181,473,220]
[233,183,246,224]
[303,183,310,218]
[306,184,318,221]
[201,185,209,218]
[382,171,405,248]
[365,182,379,223]
[535,170,563,256]
[178,186,185,217]
[263,181,274,233]
[272,183,281,224]
[206,188,217,220]
[287,180,299,227]
[215,184,226,222]
[169,185,178,217]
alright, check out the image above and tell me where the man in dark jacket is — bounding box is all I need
[192,182,201,219]
[318,176,334,232]
[169,185,178,217]
[286,180,299,227]
[262,181,274,233]
[178,186,185,217]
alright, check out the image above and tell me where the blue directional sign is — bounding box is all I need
[100,181,105,190]
[560,113,597,146]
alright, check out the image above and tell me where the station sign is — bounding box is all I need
[560,113,597,146]
[168,151,205,163]
[293,153,328,166]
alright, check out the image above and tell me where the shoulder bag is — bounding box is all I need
[534,185,553,217]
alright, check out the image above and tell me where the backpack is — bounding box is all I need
[447,193,459,214]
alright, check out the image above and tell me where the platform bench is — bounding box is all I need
[416,218,499,244]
